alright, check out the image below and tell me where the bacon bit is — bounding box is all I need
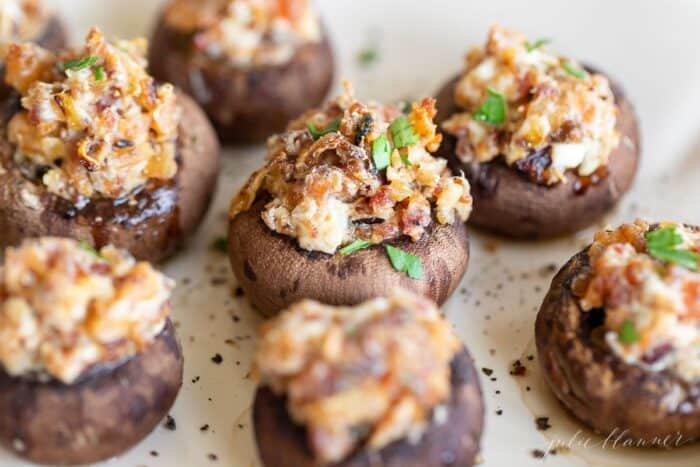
[510,359,527,376]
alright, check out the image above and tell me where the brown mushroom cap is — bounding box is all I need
[0,319,183,465]
[253,348,484,467]
[228,199,470,317]
[435,72,640,239]
[536,247,700,442]
[148,12,334,145]
[0,91,220,263]
[35,14,66,51]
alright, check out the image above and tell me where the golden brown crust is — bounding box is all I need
[0,91,219,263]
[435,73,640,239]
[148,12,334,144]
[253,348,484,467]
[0,318,183,465]
[228,199,469,317]
[536,248,700,442]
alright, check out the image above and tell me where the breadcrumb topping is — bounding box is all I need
[230,83,472,254]
[254,289,461,463]
[0,237,173,384]
[4,27,180,206]
[580,220,700,382]
[442,25,620,185]
[165,0,321,66]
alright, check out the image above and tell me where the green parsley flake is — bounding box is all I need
[372,133,392,170]
[389,115,419,148]
[339,239,373,255]
[385,245,423,279]
[59,55,99,73]
[357,47,379,68]
[79,239,103,259]
[93,65,105,81]
[646,226,700,271]
[525,38,550,52]
[400,154,412,166]
[210,237,229,254]
[618,320,640,344]
[562,61,588,79]
[307,117,341,139]
[473,88,506,126]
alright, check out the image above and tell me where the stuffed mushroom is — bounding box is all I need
[0,27,220,262]
[0,237,183,465]
[536,219,700,443]
[436,25,640,238]
[149,0,334,144]
[253,289,484,467]
[228,84,473,316]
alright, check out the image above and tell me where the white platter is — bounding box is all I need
[6,0,700,465]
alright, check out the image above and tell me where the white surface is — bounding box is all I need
[7,0,700,465]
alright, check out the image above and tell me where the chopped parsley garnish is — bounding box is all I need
[79,239,103,258]
[357,47,379,68]
[389,115,419,148]
[307,117,341,139]
[372,133,392,170]
[400,154,412,166]
[59,55,99,73]
[385,245,423,279]
[400,100,413,114]
[646,226,700,271]
[618,320,640,344]
[93,65,105,81]
[210,236,229,254]
[562,61,588,79]
[473,88,506,126]
[525,38,550,52]
[339,239,373,255]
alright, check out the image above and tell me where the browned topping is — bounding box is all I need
[4,27,180,206]
[0,237,174,384]
[230,83,472,254]
[579,220,700,381]
[442,25,619,186]
[164,0,321,66]
[254,290,461,463]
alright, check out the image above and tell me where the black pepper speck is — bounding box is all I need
[164,415,176,431]
[536,417,551,431]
